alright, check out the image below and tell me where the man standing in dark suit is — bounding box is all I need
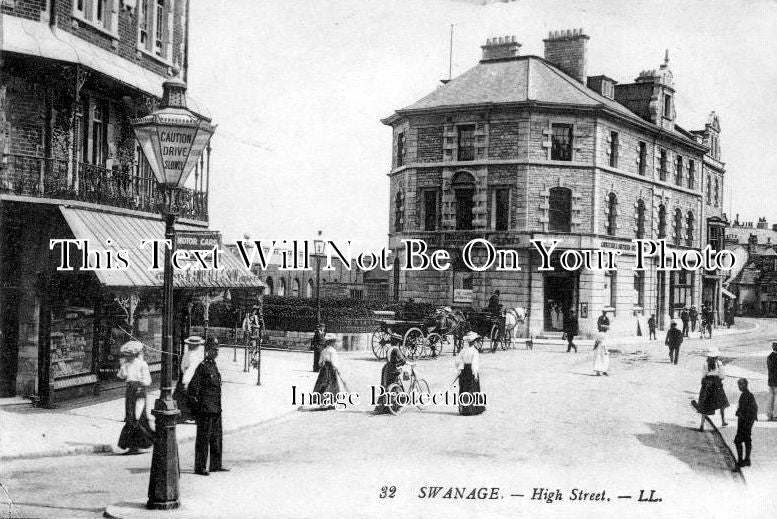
[563,309,578,353]
[680,308,690,337]
[311,323,326,372]
[733,378,758,470]
[664,320,683,364]
[767,342,777,421]
[188,339,229,476]
[596,310,610,332]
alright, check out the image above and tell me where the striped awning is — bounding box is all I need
[59,207,264,290]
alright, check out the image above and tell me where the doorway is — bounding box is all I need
[543,271,578,332]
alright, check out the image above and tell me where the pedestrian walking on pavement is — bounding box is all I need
[563,309,578,353]
[188,339,229,476]
[592,326,610,376]
[697,347,729,431]
[311,323,326,372]
[116,341,154,454]
[175,335,205,423]
[648,314,657,340]
[597,310,610,333]
[313,338,341,410]
[733,378,758,470]
[767,342,777,421]
[374,346,406,414]
[689,306,698,333]
[456,336,486,415]
[665,321,683,365]
[680,308,690,337]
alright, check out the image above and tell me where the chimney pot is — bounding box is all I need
[544,28,589,83]
[481,34,522,62]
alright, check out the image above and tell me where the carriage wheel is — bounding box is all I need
[426,333,443,357]
[501,329,512,350]
[490,325,502,353]
[386,382,405,415]
[371,331,391,359]
[412,378,431,409]
[403,327,425,360]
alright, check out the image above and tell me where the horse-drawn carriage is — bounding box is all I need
[370,306,527,359]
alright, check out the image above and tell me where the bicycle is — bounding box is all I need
[385,363,431,416]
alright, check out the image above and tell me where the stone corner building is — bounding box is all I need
[381,30,726,338]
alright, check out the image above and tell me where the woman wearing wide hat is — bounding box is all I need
[312,338,341,410]
[374,346,406,414]
[117,341,154,454]
[697,346,730,431]
[175,335,205,422]
[455,334,485,416]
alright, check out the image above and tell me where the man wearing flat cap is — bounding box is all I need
[188,337,229,475]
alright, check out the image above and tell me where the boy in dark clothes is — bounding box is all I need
[733,378,758,470]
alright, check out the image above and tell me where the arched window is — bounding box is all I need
[658,204,667,238]
[394,191,404,232]
[686,211,695,247]
[306,279,314,298]
[453,172,476,230]
[548,187,572,232]
[714,178,719,206]
[636,199,646,239]
[278,278,286,297]
[674,208,683,246]
[265,276,274,295]
[292,278,300,297]
[606,192,618,236]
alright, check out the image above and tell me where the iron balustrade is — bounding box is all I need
[0,154,208,221]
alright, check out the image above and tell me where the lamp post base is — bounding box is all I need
[146,399,181,510]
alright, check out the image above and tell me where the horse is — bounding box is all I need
[428,307,468,354]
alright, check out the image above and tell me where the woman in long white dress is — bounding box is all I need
[592,326,610,376]
[117,341,154,453]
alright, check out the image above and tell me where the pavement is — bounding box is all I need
[0,349,316,461]
[0,318,775,519]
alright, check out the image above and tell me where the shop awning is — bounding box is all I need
[59,207,265,290]
[721,287,736,299]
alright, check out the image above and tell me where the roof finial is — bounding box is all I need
[664,49,670,66]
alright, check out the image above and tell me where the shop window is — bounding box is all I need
[548,187,572,233]
[606,193,618,236]
[551,124,573,161]
[671,270,694,311]
[394,191,404,232]
[675,156,683,186]
[658,204,667,238]
[609,131,619,168]
[686,212,694,247]
[396,132,405,167]
[423,190,439,231]
[688,160,695,189]
[659,149,668,181]
[50,307,95,380]
[638,141,647,176]
[493,188,510,231]
[636,199,646,239]
[674,209,683,246]
[138,0,173,61]
[457,125,475,161]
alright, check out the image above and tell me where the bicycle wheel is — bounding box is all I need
[371,331,391,359]
[501,329,512,350]
[412,378,431,409]
[386,382,405,415]
[426,333,443,357]
[403,327,424,360]
[490,325,502,353]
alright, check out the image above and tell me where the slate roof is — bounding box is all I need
[736,268,761,285]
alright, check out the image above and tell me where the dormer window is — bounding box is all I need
[663,94,672,118]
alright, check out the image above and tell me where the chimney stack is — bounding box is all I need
[543,28,589,83]
[481,35,521,62]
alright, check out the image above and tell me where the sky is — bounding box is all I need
[187,0,777,253]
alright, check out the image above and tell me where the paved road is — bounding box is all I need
[2,320,775,519]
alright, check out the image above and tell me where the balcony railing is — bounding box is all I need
[0,154,208,221]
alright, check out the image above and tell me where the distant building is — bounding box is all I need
[381,30,727,337]
[725,215,777,316]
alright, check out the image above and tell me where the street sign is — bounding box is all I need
[454,289,473,303]
[175,230,222,250]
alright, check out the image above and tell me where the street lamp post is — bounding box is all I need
[132,75,216,510]
[314,231,324,327]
